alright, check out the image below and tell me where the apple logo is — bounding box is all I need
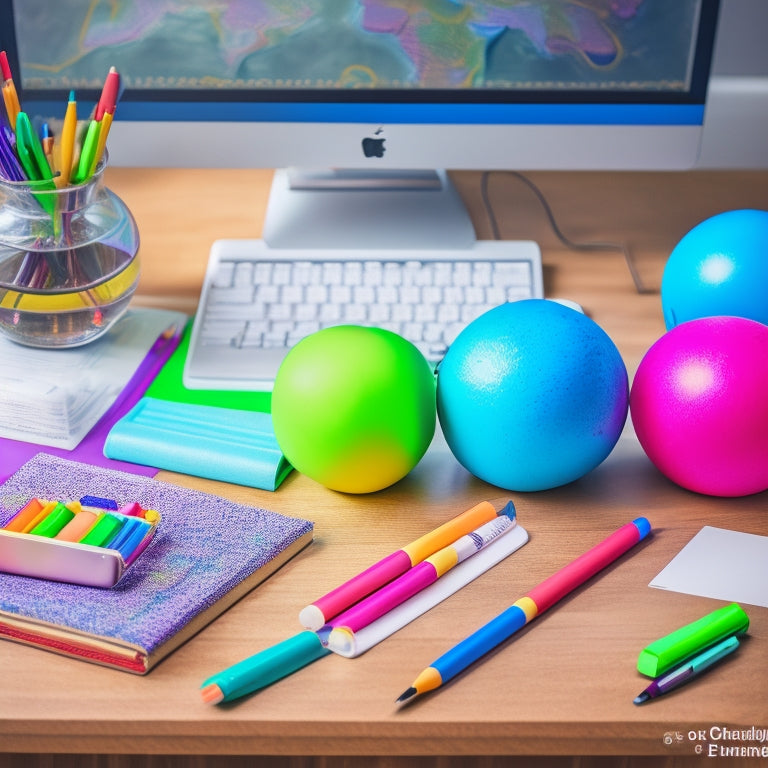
[362,127,385,158]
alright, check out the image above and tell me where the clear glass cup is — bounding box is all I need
[0,156,140,347]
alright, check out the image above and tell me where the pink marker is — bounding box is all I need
[326,513,517,648]
[298,499,514,630]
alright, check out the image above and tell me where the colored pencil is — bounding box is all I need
[397,517,652,704]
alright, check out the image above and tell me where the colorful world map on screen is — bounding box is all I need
[17,0,700,92]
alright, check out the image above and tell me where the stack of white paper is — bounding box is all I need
[0,309,185,450]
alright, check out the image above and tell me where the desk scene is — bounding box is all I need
[1,2,768,767]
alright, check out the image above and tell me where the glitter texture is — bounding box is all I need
[0,454,313,658]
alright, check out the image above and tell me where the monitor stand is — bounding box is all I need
[262,168,476,250]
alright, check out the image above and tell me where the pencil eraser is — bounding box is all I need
[632,517,652,540]
[637,602,749,677]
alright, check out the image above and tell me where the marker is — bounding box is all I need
[636,602,749,678]
[55,509,100,543]
[201,631,330,704]
[117,502,143,517]
[397,517,652,705]
[14,111,54,182]
[78,512,125,547]
[299,499,515,631]
[104,516,152,560]
[326,512,517,649]
[633,635,740,704]
[70,117,100,184]
[28,502,75,538]
[3,498,46,532]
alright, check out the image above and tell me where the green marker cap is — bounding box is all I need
[637,602,749,678]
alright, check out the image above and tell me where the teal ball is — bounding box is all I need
[436,299,628,491]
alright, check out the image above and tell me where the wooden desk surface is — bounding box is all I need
[2,169,768,765]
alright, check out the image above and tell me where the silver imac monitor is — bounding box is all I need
[2,0,720,248]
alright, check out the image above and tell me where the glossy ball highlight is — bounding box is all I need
[630,316,768,496]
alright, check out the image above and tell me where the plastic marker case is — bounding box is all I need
[0,497,160,588]
[637,602,749,677]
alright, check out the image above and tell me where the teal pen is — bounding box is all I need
[201,631,330,704]
[633,635,740,704]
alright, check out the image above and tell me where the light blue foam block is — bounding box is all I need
[104,397,293,491]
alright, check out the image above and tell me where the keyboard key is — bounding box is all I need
[184,240,544,390]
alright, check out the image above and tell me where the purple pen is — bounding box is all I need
[633,635,740,704]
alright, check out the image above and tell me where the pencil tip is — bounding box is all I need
[201,683,225,705]
[396,686,418,704]
[633,692,650,706]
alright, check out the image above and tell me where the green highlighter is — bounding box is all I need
[28,502,75,538]
[637,603,749,678]
[79,512,125,548]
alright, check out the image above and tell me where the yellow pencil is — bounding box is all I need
[57,90,77,186]
[89,109,113,176]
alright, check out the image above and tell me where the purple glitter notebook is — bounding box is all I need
[0,454,313,674]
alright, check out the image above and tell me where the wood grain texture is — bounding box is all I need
[2,169,767,763]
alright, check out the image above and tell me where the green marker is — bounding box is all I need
[637,603,749,678]
[200,631,330,704]
[71,118,101,185]
[28,502,75,538]
[79,512,125,547]
[14,111,56,216]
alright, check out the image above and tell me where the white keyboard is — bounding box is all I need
[183,239,544,391]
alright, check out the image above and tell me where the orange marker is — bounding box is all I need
[54,509,100,543]
[3,499,56,533]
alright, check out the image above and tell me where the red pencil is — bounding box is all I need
[95,66,120,120]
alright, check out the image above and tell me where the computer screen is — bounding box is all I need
[1,0,720,247]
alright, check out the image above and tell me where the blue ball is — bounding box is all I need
[661,209,768,329]
[436,299,628,492]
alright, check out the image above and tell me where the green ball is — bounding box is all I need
[271,325,436,493]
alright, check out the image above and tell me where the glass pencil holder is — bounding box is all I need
[0,156,140,348]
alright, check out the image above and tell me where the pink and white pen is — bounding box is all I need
[299,499,514,630]
[325,511,517,651]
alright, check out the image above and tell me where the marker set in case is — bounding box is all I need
[0,494,160,588]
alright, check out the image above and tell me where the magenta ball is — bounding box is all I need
[630,316,768,496]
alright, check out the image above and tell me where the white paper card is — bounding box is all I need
[649,526,768,608]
